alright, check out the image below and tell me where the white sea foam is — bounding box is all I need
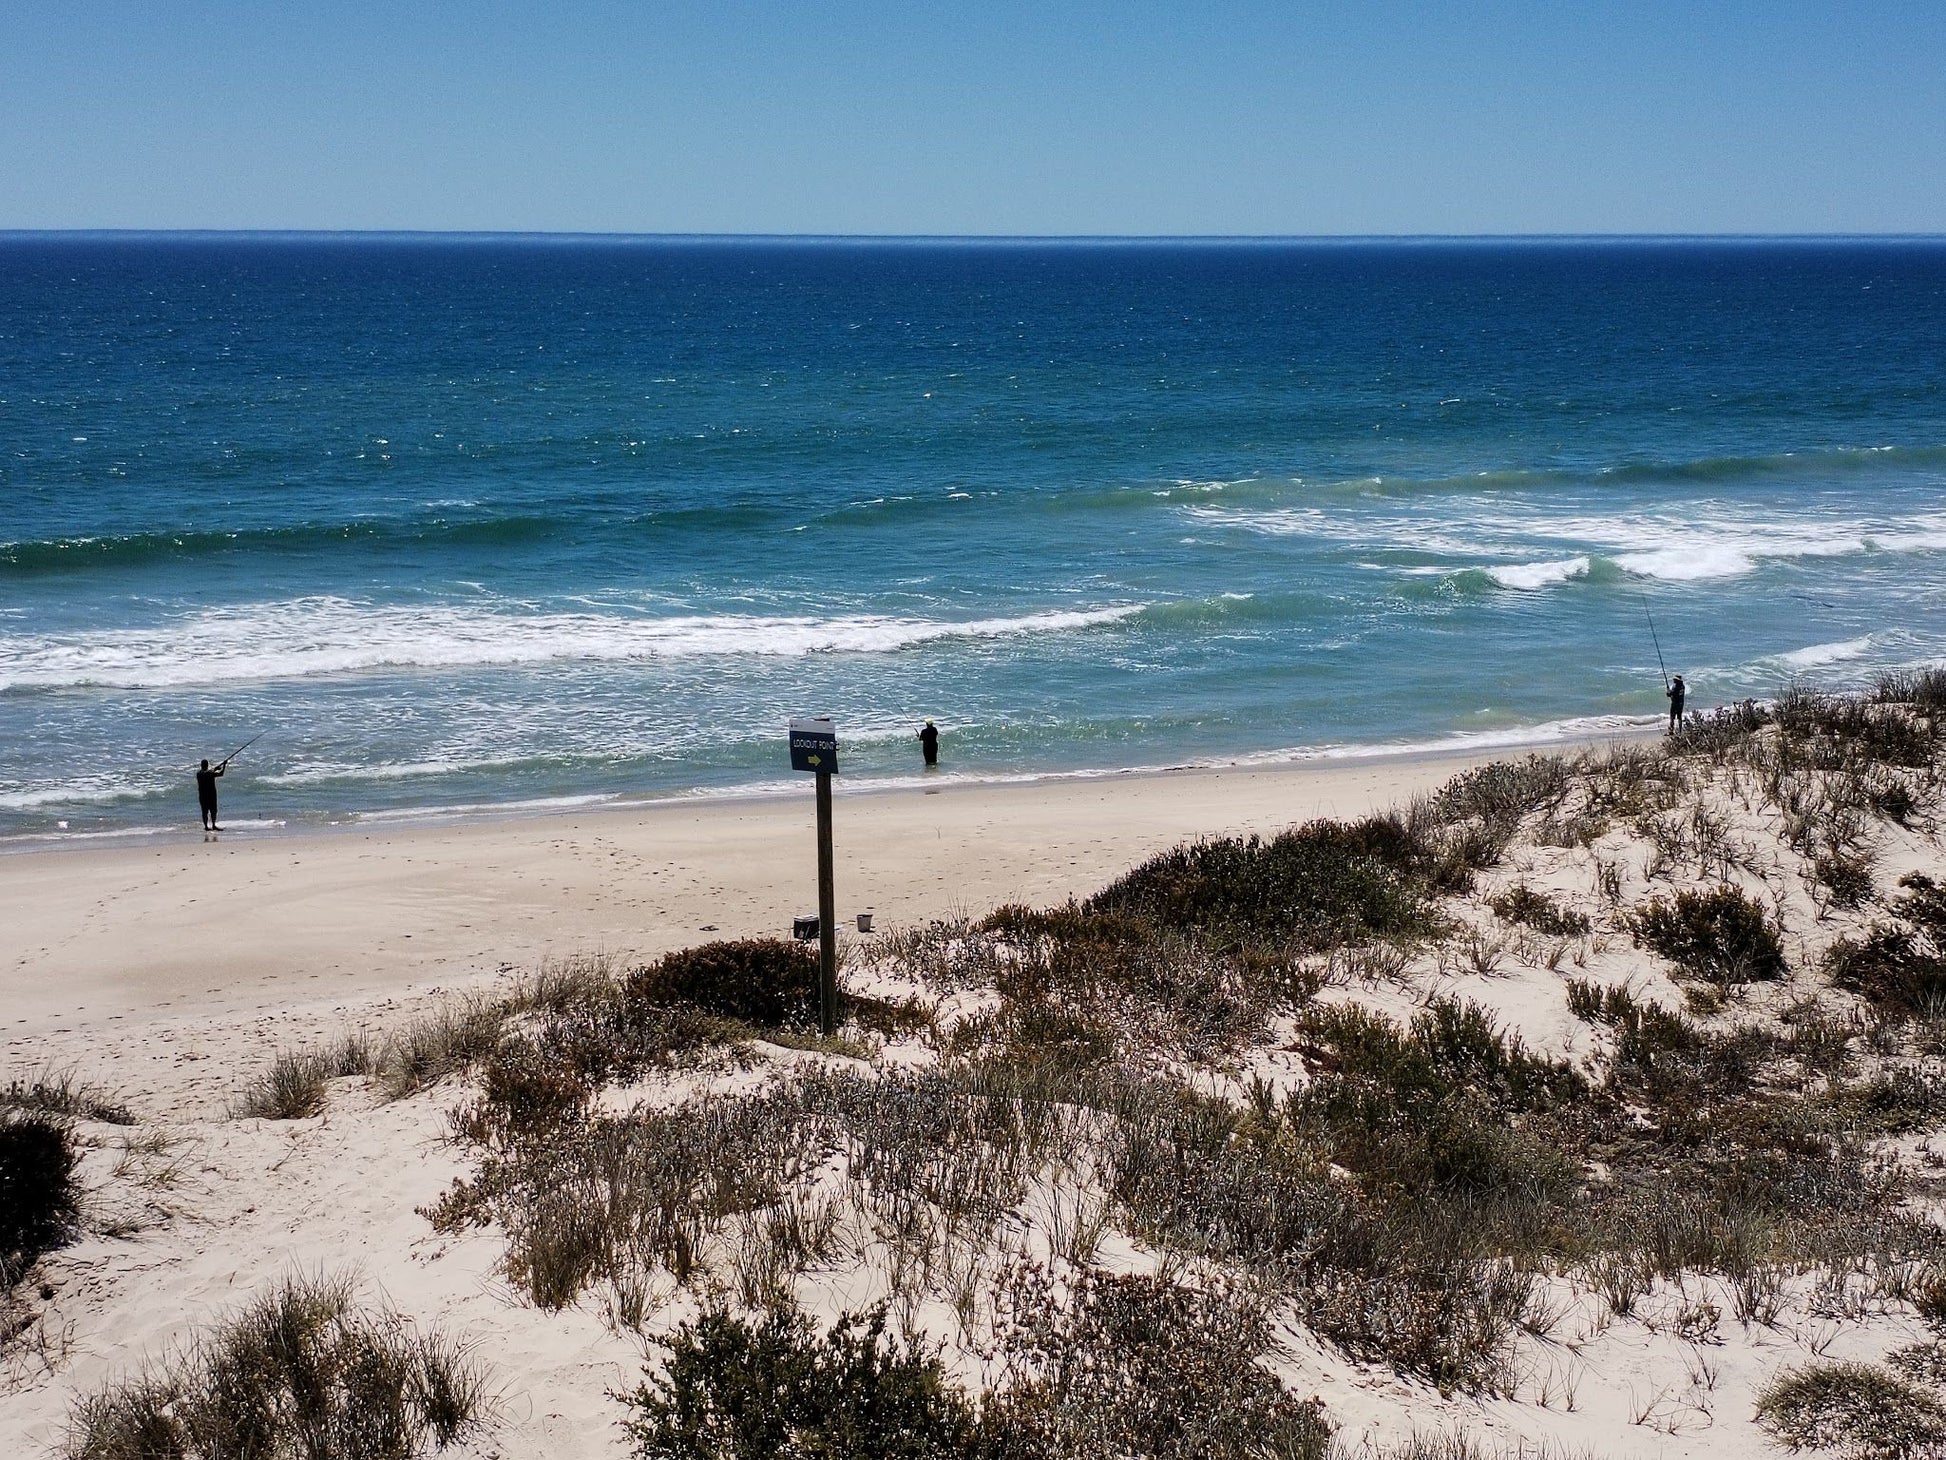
[0,778,159,811]
[1234,712,1664,764]
[1484,556,1591,590]
[258,757,529,788]
[1189,500,1946,586]
[1771,637,1876,670]
[0,598,1147,692]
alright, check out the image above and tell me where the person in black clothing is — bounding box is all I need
[195,758,224,830]
[917,719,940,769]
[1665,675,1686,733]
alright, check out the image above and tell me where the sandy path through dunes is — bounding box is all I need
[0,753,1543,1042]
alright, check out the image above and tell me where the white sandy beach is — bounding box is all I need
[0,750,1535,1455]
[6,721,1939,1460]
[1,753,1519,1041]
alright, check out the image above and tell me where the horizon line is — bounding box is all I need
[4,228,1946,246]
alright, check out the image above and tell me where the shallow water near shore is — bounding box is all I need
[3,235,1944,838]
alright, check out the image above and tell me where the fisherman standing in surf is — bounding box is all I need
[195,759,225,831]
[1665,675,1687,733]
[917,719,940,769]
[194,734,259,832]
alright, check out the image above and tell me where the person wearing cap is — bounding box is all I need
[917,719,940,768]
[1665,675,1687,733]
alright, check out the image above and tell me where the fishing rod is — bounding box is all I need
[1639,595,1669,691]
[217,731,264,769]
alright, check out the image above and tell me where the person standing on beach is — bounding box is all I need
[195,758,225,830]
[1665,675,1687,733]
[917,719,940,769]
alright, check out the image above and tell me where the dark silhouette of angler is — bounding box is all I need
[917,720,940,769]
[195,759,225,830]
[1666,675,1687,732]
[195,733,259,831]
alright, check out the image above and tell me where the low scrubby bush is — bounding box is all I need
[233,1037,379,1119]
[2,1070,135,1125]
[1755,1360,1946,1459]
[961,905,1304,1066]
[246,1052,329,1119]
[1487,884,1590,938]
[628,939,820,1027]
[64,1272,491,1459]
[1899,873,1946,938]
[1286,998,1586,1222]
[1431,757,1570,837]
[1563,978,1646,1026]
[1101,1070,1535,1390]
[621,1303,985,1460]
[1825,874,1946,1019]
[1086,817,1437,948]
[993,1269,1331,1460]
[1827,927,1946,1020]
[1877,668,1946,715]
[1776,687,1939,769]
[381,995,509,1099]
[1813,850,1877,907]
[1672,702,1771,757]
[1630,885,1786,985]
[1,1109,80,1282]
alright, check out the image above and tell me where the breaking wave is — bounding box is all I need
[0,598,1148,691]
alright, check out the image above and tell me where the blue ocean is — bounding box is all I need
[2,236,1943,841]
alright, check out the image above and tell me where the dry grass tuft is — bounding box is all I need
[64,1272,492,1460]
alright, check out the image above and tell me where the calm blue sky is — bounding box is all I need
[4,1,1942,235]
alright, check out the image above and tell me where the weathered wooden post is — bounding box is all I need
[788,717,839,1035]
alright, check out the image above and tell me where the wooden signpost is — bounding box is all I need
[788,718,839,1035]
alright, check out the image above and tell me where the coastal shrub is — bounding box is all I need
[1813,849,1876,907]
[1900,874,1946,938]
[1099,1073,1533,1390]
[1755,1361,1946,1459]
[63,1272,491,1460]
[1630,885,1786,985]
[1487,884,1590,938]
[1285,999,1585,1216]
[1825,875,1946,1019]
[1563,978,1648,1026]
[0,1109,80,1282]
[1877,668,1946,715]
[439,1064,1068,1308]
[964,905,1302,1065]
[992,1268,1332,1460]
[1829,1067,1946,1136]
[1672,702,1771,757]
[1889,1341,1946,1387]
[951,996,1120,1074]
[439,1051,1531,1390]
[627,939,820,1027]
[1430,757,1571,844]
[1775,687,1938,769]
[233,1049,347,1120]
[1297,997,1586,1118]
[620,1304,986,1460]
[1085,817,1436,948]
[380,994,508,1099]
[1827,927,1946,1020]
[2,1069,135,1126]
